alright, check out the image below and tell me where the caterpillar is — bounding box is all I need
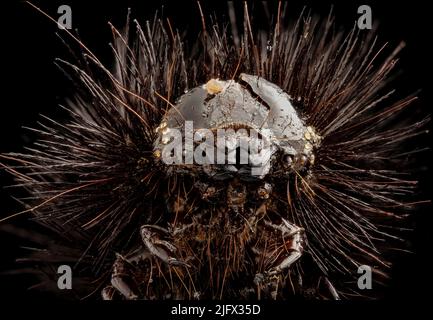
[0,1,429,300]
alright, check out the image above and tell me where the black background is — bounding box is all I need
[0,0,431,307]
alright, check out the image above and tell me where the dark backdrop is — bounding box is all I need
[0,0,431,303]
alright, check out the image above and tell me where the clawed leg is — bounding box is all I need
[264,219,304,276]
[323,276,340,300]
[140,224,190,267]
[254,218,305,298]
[101,285,116,300]
[107,253,139,300]
[103,224,191,300]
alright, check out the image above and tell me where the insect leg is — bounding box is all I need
[264,219,304,276]
[140,224,190,267]
[323,277,341,300]
[110,253,139,300]
[101,285,116,300]
[254,218,305,298]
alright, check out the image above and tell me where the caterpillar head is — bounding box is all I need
[154,73,320,181]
